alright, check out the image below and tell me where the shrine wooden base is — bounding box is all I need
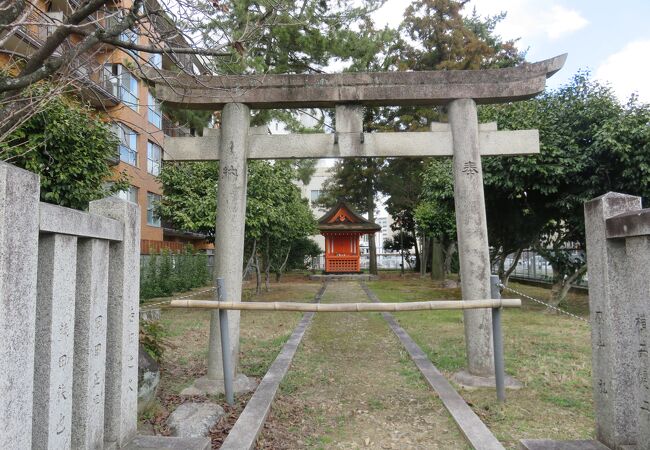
[308,273,379,282]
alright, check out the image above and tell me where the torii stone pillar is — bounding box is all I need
[187,103,252,395]
[209,103,249,378]
[449,99,494,377]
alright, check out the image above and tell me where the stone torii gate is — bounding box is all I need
[144,54,566,390]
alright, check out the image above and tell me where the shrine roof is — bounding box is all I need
[317,201,381,233]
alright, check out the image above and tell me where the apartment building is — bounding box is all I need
[1,0,209,254]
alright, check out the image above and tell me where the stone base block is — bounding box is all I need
[140,308,161,322]
[167,402,225,438]
[519,439,610,450]
[181,374,258,396]
[122,435,210,450]
[309,274,379,281]
[453,370,523,389]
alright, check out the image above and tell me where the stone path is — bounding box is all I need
[261,281,468,449]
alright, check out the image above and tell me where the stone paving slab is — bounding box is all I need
[453,369,523,389]
[519,439,611,450]
[360,282,505,450]
[122,435,210,450]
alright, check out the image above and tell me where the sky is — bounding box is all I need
[371,0,650,103]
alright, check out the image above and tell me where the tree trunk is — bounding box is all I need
[502,248,523,286]
[413,231,420,272]
[443,241,456,277]
[254,251,262,294]
[242,239,257,281]
[264,235,271,292]
[549,263,588,308]
[275,245,291,283]
[496,251,506,281]
[420,233,428,278]
[430,239,444,280]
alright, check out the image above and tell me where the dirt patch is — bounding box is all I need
[139,279,322,448]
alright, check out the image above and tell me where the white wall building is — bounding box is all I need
[298,165,331,250]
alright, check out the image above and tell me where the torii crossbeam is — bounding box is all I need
[144,54,566,392]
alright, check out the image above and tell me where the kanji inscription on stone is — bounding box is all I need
[222,165,238,178]
[462,161,479,175]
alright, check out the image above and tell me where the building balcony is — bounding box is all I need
[9,17,120,109]
[77,64,121,108]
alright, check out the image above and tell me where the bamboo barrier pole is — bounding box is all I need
[169,298,521,312]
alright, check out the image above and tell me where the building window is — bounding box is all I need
[147,141,162,176]
[310,189,322,206]
[113,123,138,166]
[147,192,162,227]
[115,185,139,204]
[102,64,139,111]
[120,67,139,111]
[147,92,162,128]
[149,53,162,69]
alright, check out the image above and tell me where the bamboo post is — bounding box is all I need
[169,298,521,312]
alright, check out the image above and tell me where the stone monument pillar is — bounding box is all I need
[584,192,644,448]
[0,163,40,450]
[33,234,78,450]
[449,98,495,378]
[89,198,141,447]
[72,239,110,449]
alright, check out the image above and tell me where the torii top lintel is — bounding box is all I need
[144,54,566,110]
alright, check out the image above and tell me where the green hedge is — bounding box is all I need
[140,246,210,301]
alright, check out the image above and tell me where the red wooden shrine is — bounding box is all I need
[317,201,381,273]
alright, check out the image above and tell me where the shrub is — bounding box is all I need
[139,246,211,301]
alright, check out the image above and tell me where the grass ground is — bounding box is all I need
[143,272,594,449]
[368,274,593,448]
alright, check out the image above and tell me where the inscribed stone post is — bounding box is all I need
[0,162,40,450]
[89,198,140,447]
[448,98,494,376]
[584,192,642,448]
[33,234,78,449]
[208,103,250,379]
[72,238,110,449]
[624,235,650,447]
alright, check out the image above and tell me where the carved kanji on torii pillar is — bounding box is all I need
[143,54,566,389]
[318,200,381,273]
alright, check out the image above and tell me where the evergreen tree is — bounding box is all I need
[323,0,523,273]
